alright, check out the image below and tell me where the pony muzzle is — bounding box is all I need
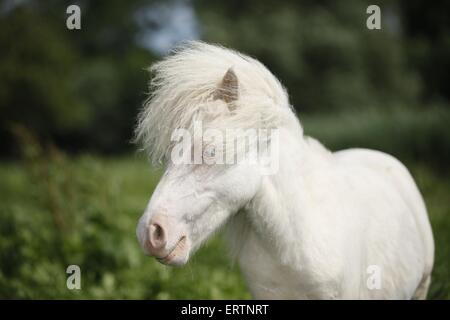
[137,213,190,266]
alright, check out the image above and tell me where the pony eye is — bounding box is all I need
[203,145,216,159]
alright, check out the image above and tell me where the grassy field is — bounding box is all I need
[0,109,449,299]
[0,153,250,299]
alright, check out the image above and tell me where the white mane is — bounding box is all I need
[134,41,298,165]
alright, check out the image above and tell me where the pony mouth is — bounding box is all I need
[157,236,188,266]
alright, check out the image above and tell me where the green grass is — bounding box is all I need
[0,154,250,299]
[408,163,450,299]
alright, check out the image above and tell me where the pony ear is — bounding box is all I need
[214,68,239,107]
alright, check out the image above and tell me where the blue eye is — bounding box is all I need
[203,145,216,159]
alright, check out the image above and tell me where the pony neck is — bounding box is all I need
[244,121,328,266]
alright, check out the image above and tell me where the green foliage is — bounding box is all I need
[195,0,422,112]
[0,132,250,299]
[302,105,450,170]
[411,164,450,299]
[0,1,155,155]
[0,7,86,139]
[399,0,450,102]
[0,1,448,156]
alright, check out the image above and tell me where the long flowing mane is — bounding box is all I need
[134,41,298,165]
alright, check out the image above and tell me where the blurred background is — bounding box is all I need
[0,0,448,299]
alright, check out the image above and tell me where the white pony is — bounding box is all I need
[135,42,434,299]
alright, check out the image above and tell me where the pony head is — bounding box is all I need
[135,42,297,266]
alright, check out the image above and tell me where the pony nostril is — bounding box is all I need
[149,223,166,249]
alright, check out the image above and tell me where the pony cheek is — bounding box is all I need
[188,205,231,250]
